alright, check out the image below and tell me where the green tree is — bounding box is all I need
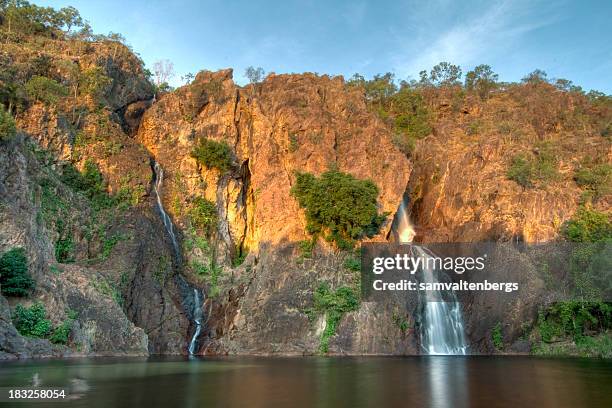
[291,169,387,249]
[429,62,462,87]
[244,66,265,84]
[25,75,68,105]
[465,64,498,99]
[522,69,548,84]
[0,247,34,297]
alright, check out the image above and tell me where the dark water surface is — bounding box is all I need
[0,356,610,407]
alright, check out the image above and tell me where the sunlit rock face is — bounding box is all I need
[137,69,413,354]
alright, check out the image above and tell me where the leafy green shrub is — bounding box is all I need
[192,260,223,297]
[343,256,361,272]
[561,207,612,300]
[306,282,360,353]
[60,160,113,209]
[298,239,315,258]
[291,169,387,249]
[389,88,431,153]
[392,313,410,333]
[0,106,16,141]
[491,322,503,350]
[12,303,52,338]
[0,247,34,297]
[537,301,611,343]
[191,138,233,172]
[25,75,68,105]
[49,310,77,345]
[507,154,533,188]
[78,66,111,100]
[507,145,559,188]
[188,197,218,235]
[562,207,611,243]
[574,163,611,201]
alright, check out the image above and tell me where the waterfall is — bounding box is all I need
[392,197,468,355]
[188,288,204,355]
[153,161,181,263]
[151,160,203,355]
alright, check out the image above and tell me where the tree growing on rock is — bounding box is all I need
[465,64,498,99]
[152,59,175,91]
[429,62,462,87]
[245,66,265,84]
[0,247,34,297]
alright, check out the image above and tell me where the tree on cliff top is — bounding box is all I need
[152,59,174,89]
[291,169,387,249]
[245,66,265,84]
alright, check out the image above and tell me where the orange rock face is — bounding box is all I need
[137,69,411,252]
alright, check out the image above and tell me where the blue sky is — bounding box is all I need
[37,0,611,92]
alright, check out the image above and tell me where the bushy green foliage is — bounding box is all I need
[0,106,16,141]
[1,1,86,36]
[60,160,113,209]
[507,154,534,187]
[562,207,611,243]
[191,138,233,173]
[78,66,111,100]
[537,301,611,343]
[12,303,75,344]
[188,197,218,235]
[389,88,432,153]
[522,69,548,84]
[297,239,315,259]
[49,310,77,345]
[347,72,397,109]
[491,322,503,350]
[343,256,361,272]
[561,208,612,300]
[307,282,360,353]
[465,64,498,99]
[507,144,559,188]
[574,163,611,201]
[25,75,68,105]
[291,169,387,249]
[12,303,51,338]
[429,62,462,87]
[192,260,223,298]
[0,247,34,296]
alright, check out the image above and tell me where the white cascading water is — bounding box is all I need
[153,161,180,260]
[152,161,204,355]
[188,288,204,355]
[393,197,468,355]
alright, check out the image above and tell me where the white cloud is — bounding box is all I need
[392,0,563,78]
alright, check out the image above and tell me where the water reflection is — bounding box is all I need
[0,356,610,408]
[427,357,468,408]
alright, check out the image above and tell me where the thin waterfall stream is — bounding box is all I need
[392,196,468,355]
[152,160,204,355]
